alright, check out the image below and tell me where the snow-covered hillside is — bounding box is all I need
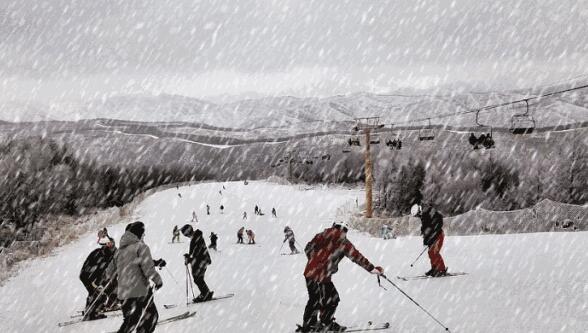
[3,87,588,130]
[1,182,586,332]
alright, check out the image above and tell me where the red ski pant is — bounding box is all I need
[428,230,446,271]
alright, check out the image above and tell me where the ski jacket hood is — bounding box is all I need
[303,227,374,283]
[109,230,162,300]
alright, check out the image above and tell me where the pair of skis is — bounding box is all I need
[295,322,390,332]
[58,309,196,328]
[163,293,235,309]
[396,272,467,281]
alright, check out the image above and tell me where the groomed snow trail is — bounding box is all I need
[1,182,586,333]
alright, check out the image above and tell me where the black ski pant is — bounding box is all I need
[117,292,158,333]
[237,235,244,243]
[191,265,211,297]
[303,278,340,327]
[288,240,298,253]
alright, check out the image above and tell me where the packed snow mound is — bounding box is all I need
[0,182,586,333]
[266,175,291,185]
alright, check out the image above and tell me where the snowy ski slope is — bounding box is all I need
[1,182,586,332]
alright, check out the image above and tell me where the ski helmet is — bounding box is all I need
[333,220,350,232]
[410,204,422,217]
[180,224,194,237]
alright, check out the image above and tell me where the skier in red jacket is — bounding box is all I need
[298,221,384,332]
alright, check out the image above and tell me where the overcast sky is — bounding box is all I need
[1,0,587,102]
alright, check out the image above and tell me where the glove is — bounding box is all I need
[154,258,167,268]
[371,266,384,275]
[155,280,163,290]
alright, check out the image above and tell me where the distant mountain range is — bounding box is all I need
[1,84,587,130]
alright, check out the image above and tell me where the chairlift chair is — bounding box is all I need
[510,100,536,135]
[468,110,495,149]
[348,136,361,146]
[418,118,435,141]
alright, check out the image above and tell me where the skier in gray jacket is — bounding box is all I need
[108,221,165,333]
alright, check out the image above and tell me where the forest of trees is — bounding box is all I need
[0,137,212,241]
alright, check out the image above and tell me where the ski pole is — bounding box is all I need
[130,287,155,333]
[82,275,116,321]
[380,274,450,332]
[185,265,196,299]
[410,246,428,267]
[279,241,286,254]
[185,265,190,306]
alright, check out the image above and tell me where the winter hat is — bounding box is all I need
[332,220,350,231]
[127,221,145,239]
[180,224,194,237]
[410,204,422,217]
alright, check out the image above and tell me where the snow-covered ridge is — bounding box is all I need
[2,85,588,129]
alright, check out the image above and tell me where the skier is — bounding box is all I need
[108,221,166,333]
[254,205,259,215]
[243,211,248,220]
[272,208,277,218]
[181,225,214,302]
[411,204,447,277]
[283,226,299,254]
[206,204,210,215]
[237,227,245,244]
[219,190,222,196]
[192,211,198,223]
[209,232,218,251]
[178,193,182,198]
[220,204,224,214]
[79,238,117,320]
[172,225,180,243]
[299,221,384,332]
[246,229,256,244]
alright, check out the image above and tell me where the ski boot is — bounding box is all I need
[323,320,347,332]
[193,291,214,303]
[424,268,435,276]
[431,268,447,277]
[296,322,324,332]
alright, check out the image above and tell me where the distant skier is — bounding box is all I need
[298,221,384,332]
[220,204,224,214]
[209,232,218,251]
[380,224,393,240]
[219,190,222,196]
[192,211,198,223]
[108,221,166,333]
[246,229,256,244]
[181,225,214,302]
[79,238,117,320]
[178,193,182,198]
[206,204,210,215]
[223,185,226,190]
[243,211,248,220]
[411,204,447,277]
[172,226,181,243]
[283,226,299,254]
[254,205,259,215]
[272,208,277,218]
[237,227,245,244]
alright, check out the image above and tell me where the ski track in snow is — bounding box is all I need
[1,182,586,332]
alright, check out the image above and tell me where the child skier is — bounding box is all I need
[181,225,214,302]
[237,227,245,244]
[411,204,447,277]
[283,226,299,254]
[172,226,180,243]
[209,232,218,251]
[298,221,384,332]
[246,229,256,244]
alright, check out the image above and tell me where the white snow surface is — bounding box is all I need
[1,182,586,332]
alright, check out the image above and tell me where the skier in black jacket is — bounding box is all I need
[209,232,218,251]
[181,224,214,302]
[411,204,447,276]
[79,239,117,320]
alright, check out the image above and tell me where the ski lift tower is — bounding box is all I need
[353,117,385,218]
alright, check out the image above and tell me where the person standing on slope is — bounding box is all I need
[283,226,299,254]
[79,238,117,320]
[209,232,218,251]
[272,208,277,218]
[411,204,447,277]
[237,227,245,244]
[108,221,166,333]
[181,224,214,302]
[246,229,256,244]
[299,221,384,332]
[172,225,180,243]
